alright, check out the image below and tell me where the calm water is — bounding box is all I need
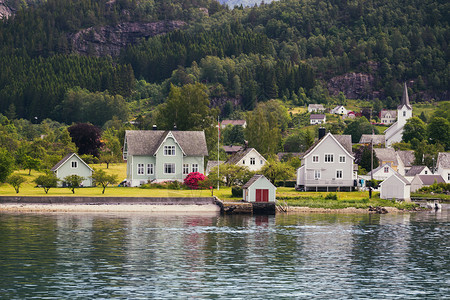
[0,206,449,299]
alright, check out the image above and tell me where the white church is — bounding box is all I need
[384,83,413,147]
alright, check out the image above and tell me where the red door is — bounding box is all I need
[255,189,269,202]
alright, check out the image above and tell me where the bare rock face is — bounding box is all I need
[0,0,13,19]
[328,72,378,100]
[70,21,187,57]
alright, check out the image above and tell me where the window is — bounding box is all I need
[260,160,263,165]
[424,170,428,175]
[164,145,175,156]
[164,163,175,174]
[448,173,450,181]
[336,170,343,179]
[242,160,245,165]
[312,155,319,163]
[314,170,321,179]
[384,167,389,173]
[137,163,144,175]
[147,164,154,175]
[403,111,406,117]
[325,154,334,163]
[183,164,189,175]
[192,164,199,172]
[71,161,78,168]
[250,158,256,165]
[339,156,346,163]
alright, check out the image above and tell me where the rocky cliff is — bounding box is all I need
[69,21,187,57]
[327,72,379,100]
[0,0,13,19]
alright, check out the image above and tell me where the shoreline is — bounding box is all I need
[283,206,404,214]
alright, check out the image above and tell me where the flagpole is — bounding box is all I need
[217,116,220,191]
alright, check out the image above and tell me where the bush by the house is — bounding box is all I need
[184,172,206,189]
[231,186,243,197]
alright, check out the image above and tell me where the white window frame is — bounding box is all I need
[164,145,176,156]
[183,164,189,175]
[314,170,321,179]
[339,155,346,163]
[71,161,78,168]
[137,163,144,175]
[147,163,154,175]
[336,170,343,179]
[164,163,176,174]
[312,155,319,163]
[384,167,389,173]
[192,163,199,173]
[250,158,256,165]
[324,154,334,163]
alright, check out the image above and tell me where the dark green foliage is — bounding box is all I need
[355,146,379,173]
[68,123,103,157]
[6,174,26,194]
[325,193,338,200]
[344,117,378,143]
[63,174,85,194]
[34,172,59,194]
[231,185,243,197]
[0,148,15,182]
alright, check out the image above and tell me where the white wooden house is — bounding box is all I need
[379,173,411,201]
[225,147,267,172]
[331,105,348,115]
[243,175,276,203]
[308,104,324,113]
[310,114,326,124]
[296,132,356,191]
[436,152,450,183]
[379,110,397,125]
[410,174,445,192]
[404,165,432,182]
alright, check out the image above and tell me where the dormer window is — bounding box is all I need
[403,111,406,117]
[384,167,389,173]
[71,161,78,168]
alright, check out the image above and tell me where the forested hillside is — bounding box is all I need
[0,0,448,123]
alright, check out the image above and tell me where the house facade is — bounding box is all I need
[123,130,208,186]
[51,153,93,187]
[243,175,276,203]
[404,165,431,182]
[331,105,348,115]
[308,104,324,113]
[225,147,267,172]
[384,83,413,146]
[380,110,397,125]
[365,163,397,181]
[436,152,450,183]
[410,174,445,192]
[310,114,326,124]
[296,133,356,191]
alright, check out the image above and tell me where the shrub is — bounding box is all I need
[184,172,206,189]
[231,185,243,197]
[325,192,338,200]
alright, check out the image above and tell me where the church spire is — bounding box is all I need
[399,82,412,110]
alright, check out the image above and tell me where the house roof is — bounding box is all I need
[437,152,450,168]
[303,133,353,158]
[310,114,326,119]
[206,160,224,173]
[380,172,410,186]
[416,175,445,185]
[242,174,274,189]
[51,153,93,172]
[308,104,324,109]
[405,166,427,176]
[223,145,243,153]
[125,130,208,156]
[366,163,394,176]
[374,148,398,165]
[397,150,415,167]
[398,82,412,110]
[359,134,386,145]
[225,147,266,165]
[380,110,397,118]
[221,120,246,126]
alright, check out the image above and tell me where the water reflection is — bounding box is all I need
[0,208,448,299]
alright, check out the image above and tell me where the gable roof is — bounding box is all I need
[243,174,274,189]
[380,172,410,186]
[310,114,326,120]
[51,153,93,172]
[366,163,394,176]
[308,104,324,110]
[416,175,445,185]
[374,148,398,166]
[303,133,353,158]
[206,160,224,173]
[405,166,428,176]
[437,152,450,169]
[125,130,208,156]
[359,134,386,145]
[221,120,246,126]
[226,147,266,165]
[223,145,244,153]
[397,150,415,167]
[398,82,412,110]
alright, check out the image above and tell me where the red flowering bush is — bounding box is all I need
[184,172,206,189]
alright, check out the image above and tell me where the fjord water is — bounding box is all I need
[0,207,448,299]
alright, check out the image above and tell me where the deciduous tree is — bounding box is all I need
[92,169,118,194]
[6,174,26,194]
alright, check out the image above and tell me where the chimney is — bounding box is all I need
[318,127,326,140]
[152,125,157,131]
[173,124,177,131]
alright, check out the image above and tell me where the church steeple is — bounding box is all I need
[398,82,412,110]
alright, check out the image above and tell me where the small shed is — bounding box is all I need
[379,173,410,201]
[243,175,276,203]
[51,153,93,187]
